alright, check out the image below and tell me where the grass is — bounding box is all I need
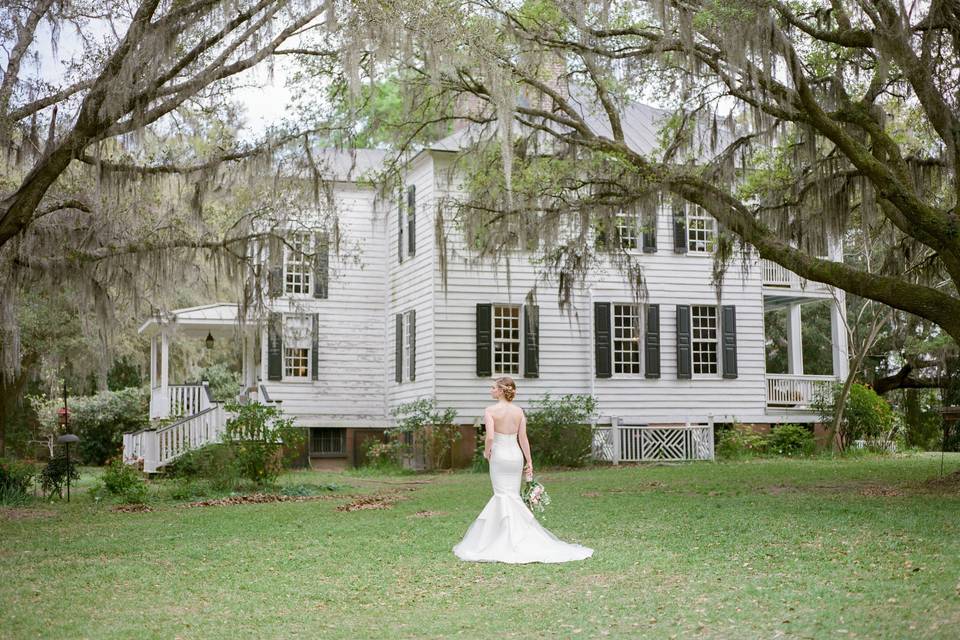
[1,452,959,639]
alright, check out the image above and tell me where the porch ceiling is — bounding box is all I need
[138,303,257,339]
[763,288,834,309]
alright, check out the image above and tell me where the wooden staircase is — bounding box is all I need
[123,382,228,473]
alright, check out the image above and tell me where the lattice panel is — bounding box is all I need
[591,425,714,462]
[592,427,614,461]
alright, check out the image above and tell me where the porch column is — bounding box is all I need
[149,336,159,419]
[786,302,804,375]
[830,292,850,379]
[242,333,257,390]
[157,329,171,419]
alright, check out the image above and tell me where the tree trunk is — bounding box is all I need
[826,313,888,451]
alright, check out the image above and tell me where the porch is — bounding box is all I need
[762,259,848,414]
[126,304,267,472]
[137,303,261,419]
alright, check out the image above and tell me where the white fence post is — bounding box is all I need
[708,413,715,461]
[142,430,159,473]
[611,416,620,466]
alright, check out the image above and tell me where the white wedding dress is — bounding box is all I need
[453,431,594,563]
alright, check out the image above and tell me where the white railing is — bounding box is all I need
[761,259,831,290]
[124,403,229,473]
[592,418,715,463]
[766,374,836,409]
[122,428,151,463]
[153,403,227,471]
[168,382,212,418]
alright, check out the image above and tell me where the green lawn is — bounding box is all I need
[2,453,959,639]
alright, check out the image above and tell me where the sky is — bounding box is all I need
[13,17,299,140]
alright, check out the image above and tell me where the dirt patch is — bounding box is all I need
[918,470,960,493]
[336,494,404,511]
[581,491,603,498]
[409,510,447,518]
[0,507,57,521]
[859,485,904,497]
[111,503,154,513]
[180,492,352,508]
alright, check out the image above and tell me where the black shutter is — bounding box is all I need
[594,302,611,378]
[476,304,492,377]
[397,189,404,263]
[267,312,283,381]
[523,304,539,378]
[407,185,416,257]
[268,235,284,296]
[313,232,329,299]
[311,313,319,381]
[676,305,692,379]
[642,209,657,253]
[721,305,738,378]
[395,313,403,383]
[672,198,687,253]
[644,304,661,378]
[409,310,416,382]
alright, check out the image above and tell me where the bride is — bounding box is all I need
[453,376,594,563]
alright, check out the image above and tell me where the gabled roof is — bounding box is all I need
[421,85,735,164]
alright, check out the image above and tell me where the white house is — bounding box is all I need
[128,105,848,472]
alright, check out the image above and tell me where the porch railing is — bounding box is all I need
[766,374,836,409]
[592,418,715,464]
[124,403,230,473]
[761,258,831,290]
[168,382,213,418]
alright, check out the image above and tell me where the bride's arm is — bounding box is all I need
[483,408,495,460]
[518,410,533,479]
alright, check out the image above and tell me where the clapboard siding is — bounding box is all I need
[386,155,436,409]
[259,183,389,426]
[431,153,768,424]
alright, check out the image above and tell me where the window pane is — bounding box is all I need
[691,306,718,374]
[284,232,312,294]
[492,304,521,375]
[284,347,309,378]
[613,304,641,374]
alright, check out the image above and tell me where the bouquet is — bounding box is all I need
[521,477,551,514]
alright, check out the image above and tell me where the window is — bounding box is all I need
[284,347,309,379]
[691,305,719,375]
[612,304,641,374]
[405,309,415,381]
[284,232,312,294]
[687,205,717,253]
[615,212,639,250]
[310,428,346,456]
[492,304,521,375]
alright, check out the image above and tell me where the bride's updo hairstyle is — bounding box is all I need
[495,376,517,401]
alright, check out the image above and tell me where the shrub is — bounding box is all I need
[220,401,304,485]
[33,386,150,465]
[768,424,816,456]
[0,458,36,505]
[390,399,460,470]
[716,426,770,459]
[39,455,80,499]
[471,429,489,473]
[195,363,241,402]
[815,382,895,450]
[524,394,596,467]
[96,458,149,503]
[362,439,407,472]
[164,442,241,490]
